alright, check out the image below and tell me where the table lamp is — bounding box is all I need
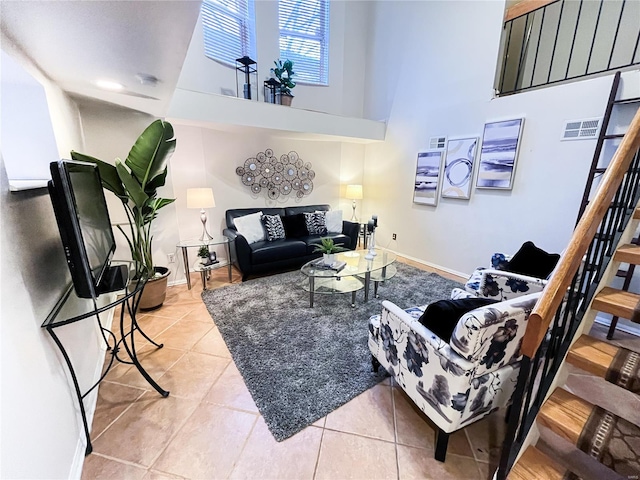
[187,188,215,241]
[345,184,363,222]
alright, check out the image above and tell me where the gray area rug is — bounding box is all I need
[201,262,461,441]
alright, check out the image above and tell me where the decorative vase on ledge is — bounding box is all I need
[281,94,294,106]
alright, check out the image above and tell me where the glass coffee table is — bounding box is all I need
[300,249,397,307]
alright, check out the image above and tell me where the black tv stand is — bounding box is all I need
[42,262,169,456]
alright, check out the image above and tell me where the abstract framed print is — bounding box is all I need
[441,137,478,199]
[413,151,444,206]
[476,118,525,190]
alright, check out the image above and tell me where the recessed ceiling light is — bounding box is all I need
[96,79,124,91]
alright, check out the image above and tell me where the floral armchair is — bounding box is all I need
[368,289,541,462]
[464,252,548,301]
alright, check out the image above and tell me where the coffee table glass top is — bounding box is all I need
[300,249,397,280]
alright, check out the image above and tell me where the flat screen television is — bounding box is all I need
[48,159,121,298]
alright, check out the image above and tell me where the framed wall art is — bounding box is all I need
[441,137,478,199]
[476,118,525,190]
[413,151,444,206]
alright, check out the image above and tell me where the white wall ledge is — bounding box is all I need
[167,88,386,143]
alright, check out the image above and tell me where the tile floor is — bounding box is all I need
[82,257,635,480]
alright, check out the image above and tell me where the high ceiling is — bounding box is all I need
[1,0,202,116]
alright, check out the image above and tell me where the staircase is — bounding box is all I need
[497,95,640,478]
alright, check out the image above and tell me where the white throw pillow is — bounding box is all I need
[325,210,343,234]
[233,211,265,244]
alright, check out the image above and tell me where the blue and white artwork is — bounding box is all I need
[442,137,478,199]
[476,119,525,190]
[413,151,443,206]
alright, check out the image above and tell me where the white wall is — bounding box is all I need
[0,46,104,478]
[362,0,640,276]
[176,0,369,117]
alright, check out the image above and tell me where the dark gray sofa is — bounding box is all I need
[223,204,359,281]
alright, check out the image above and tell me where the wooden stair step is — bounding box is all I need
[615,244,640,265]
[566,335,640,394]
[508,446,570,480]
[539,388,640,474]
[592,286,640,321]
[635,207,640,220]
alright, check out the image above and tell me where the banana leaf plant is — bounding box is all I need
[71,119,176,277]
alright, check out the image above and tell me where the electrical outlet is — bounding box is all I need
[392,233,397,240]
[167,253,175,263]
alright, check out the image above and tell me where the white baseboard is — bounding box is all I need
[380,247,468,282]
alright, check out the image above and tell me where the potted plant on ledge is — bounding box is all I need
[313,237,347,266]
[71,119,176,310]
[272,59,296,106]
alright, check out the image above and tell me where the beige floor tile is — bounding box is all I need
[92,392,199,467]
[313,416,327,427]
[325,384,395,441]
[229,416,322,480]
[142,470,186,480]
[157,351,230,400]
[81,454,147,480]
[315,430,398,480]
[393,389,473,458]
[92,381,146,439]
[154,319,213,351]
[476,461,494,480]
[151,403,257,479]
[143,302,200,321]
[463,410,508,464]
[180,303,215,324]
[106,346,185,391]
[397,445,481,480]
[192,325,232,358]
[204,362,259,413]
[135,315,181,339]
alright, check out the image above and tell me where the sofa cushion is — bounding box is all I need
[261,214,286,241]
[282,213,308,238]
[419,297,499,342]
[284,204,330,216]
[233,211,265,244]
[250,239,307,264]
[324,210,343,234]
[226,207,284,230]
[506,241,560,278]
[304,212,328,235]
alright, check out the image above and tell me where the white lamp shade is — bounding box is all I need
[345,184,363,200]
[187,188,215,209]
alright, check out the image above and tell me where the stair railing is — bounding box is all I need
[497,107,640,478]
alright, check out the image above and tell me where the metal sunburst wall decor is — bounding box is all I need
[235,149,315,200]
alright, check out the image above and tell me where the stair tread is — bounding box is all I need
[592,287,640,321]
[567,334,619,377]
[539,388,592,444]
[508,446,568,480]
[616,244,640,265]
[635,207,640,220]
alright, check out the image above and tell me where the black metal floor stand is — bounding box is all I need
[42,269,169,455]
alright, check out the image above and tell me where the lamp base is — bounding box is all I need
[351,200,358,223]
[200,209,214,242]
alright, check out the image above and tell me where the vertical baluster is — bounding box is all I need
[586,0,605,75]
[529,8,546,88]
[500,21,514,94]
[514,13,532,90]
[607,0,627,70]
[546,0,565,83]
[565,0,583,79]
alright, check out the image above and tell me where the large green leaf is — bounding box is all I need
[125,119,176,190]
[145,167,168,194]
[116,160,148,209]
[70,150,126,200]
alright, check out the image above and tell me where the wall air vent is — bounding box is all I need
[561,118,602,141]
[429,136,447,149]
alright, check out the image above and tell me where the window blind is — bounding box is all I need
[202,0,256,67]
[278,0,329,85]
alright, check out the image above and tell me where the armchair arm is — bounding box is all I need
[466,268,546,301]
[223,228,252,275]
[341,220,359,250]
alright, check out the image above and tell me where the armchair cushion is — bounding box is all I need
[506,241,560,278]
[419,297,499,342]
[282,213,308,238]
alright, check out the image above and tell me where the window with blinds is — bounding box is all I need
[201,0,256,67]
[278,0,330,85]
